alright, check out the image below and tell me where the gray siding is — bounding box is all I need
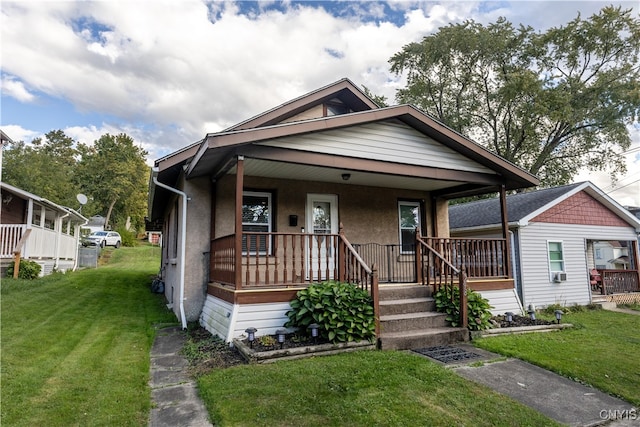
[260,121,495,174]
[519,223,637,308]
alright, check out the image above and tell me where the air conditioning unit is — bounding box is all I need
[552,272,567,283]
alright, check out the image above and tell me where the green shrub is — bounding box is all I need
[6,259,42,280]
[285,281,376,343]
[435,285,493,331]
[115,227,136,247]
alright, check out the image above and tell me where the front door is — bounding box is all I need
[306,194,338,281]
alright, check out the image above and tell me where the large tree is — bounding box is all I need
[2,130,81,207]
[75,133,149,230]
[390,6,640,187]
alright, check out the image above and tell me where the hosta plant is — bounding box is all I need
[435,285,493,331]
[285,281,376,343]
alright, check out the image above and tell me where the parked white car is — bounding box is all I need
[83,231,122,248]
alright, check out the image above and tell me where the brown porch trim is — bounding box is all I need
[499,185,512,278]
[467,278,514,291]
[237,145,503,186]
[207,283,304,304]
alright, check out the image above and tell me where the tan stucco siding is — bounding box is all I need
[161,176,212,323]
[214,174,434,245]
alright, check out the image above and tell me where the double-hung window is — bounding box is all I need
[242,191,272,254]
[547,241,565,273]
[398,201,421,253]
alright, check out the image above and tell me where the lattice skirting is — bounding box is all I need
[596,293,640,305]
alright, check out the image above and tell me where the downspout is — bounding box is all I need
[152,168,188,330]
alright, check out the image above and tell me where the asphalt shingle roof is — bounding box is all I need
[448,182,585,229]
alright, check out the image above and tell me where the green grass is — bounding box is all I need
[1,246,176,427]
[198,350,561,427]
[474,309,640,406]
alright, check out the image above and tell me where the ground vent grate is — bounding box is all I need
[412,345,481,364]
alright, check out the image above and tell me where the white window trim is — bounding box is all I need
[547,240,565,282]
[398,201,421,254]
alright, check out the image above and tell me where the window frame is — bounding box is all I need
[242,191,273,255]
[547,240,565,280]
[398,200,421,254]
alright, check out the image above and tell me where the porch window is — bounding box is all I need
[398,201,420,253]
[242,191,272,254]
[547,241,565,272]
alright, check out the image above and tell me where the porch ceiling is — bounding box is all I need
[229,158,472,192]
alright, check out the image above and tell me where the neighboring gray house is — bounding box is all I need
[449,182,640,312]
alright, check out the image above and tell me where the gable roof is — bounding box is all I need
[185,103,539,191]
[224,78,379,132]
[449,181,640,232]
[154,78,378,174]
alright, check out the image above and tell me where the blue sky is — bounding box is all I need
[1,0,639,206]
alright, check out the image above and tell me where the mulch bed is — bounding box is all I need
[491,315,557,328]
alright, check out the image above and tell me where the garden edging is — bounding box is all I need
[233,338,376,364]
[471,323,573,339]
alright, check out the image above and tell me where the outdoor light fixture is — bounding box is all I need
[505,312,514,324]
[309,323,319,343]
[528,308,536,321]
[245,327,257,348]
[341,173,351,181]
[276,329,286,349]
[555,310,563,324]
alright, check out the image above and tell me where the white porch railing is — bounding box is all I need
[1,224,26,258]
[1,224,78,260]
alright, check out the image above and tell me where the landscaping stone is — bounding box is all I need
[233,337,376,364]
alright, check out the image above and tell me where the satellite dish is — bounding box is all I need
[77,194,88,205]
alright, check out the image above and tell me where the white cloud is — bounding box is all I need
[0,124,40,143]
[1,0,638,205]
[1,76,36,103]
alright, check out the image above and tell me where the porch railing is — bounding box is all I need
[209,226,380,335]
[416,236,468,328]
[1,224,26,258]
[422,237,508,278]
[599,269,640,295]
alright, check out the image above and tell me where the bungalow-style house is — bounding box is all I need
[148,78,539,348]
[449,181,640,312]
[0,181,87,276]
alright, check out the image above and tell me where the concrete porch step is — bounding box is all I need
[379,284,432,300]
[379,297,436,316]
[379,311,448,332]
[379,327,469,350]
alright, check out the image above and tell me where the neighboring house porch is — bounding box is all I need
[1,182,87,276]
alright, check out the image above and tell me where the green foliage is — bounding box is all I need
[6,259,42,279]
[390,6,640,187]
[115,227,136,247]
[434,285,493,331]
[285,281,376,343]
[258,335,277,347]
[1,130,150,233]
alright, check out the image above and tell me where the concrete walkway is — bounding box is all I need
[453,352,638,426]
[148,326,213,427]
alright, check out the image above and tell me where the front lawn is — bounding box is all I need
[474,309,640,406]
[1,246,175,427]
[198,350,561,426]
